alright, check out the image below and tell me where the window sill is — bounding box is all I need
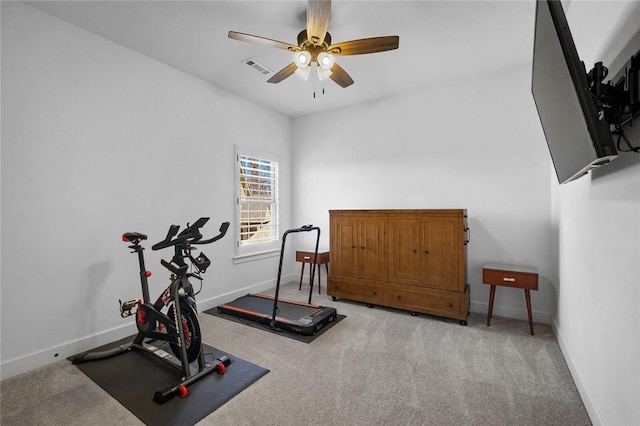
[233,249,280,264]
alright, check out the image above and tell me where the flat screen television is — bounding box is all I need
[531,0,618,184]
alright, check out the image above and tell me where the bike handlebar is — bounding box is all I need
[151,217,228,251]
[193,221,230,245]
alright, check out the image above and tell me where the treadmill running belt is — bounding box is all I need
[217,294,337,336]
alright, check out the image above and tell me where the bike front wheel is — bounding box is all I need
[167,299,202,363]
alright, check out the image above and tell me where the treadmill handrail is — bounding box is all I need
[271,225,321,328]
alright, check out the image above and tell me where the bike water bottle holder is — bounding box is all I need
[193,252,211,273]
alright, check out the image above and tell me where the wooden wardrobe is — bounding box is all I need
[328,209,469,324]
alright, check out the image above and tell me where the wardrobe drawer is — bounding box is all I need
[391,289,460,314]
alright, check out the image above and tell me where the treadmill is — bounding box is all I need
[217,225,337,336]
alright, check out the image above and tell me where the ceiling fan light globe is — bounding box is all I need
[294,51,312,68]
[317,67,333,81]
[317,52,335,70]
[295,66,311,80]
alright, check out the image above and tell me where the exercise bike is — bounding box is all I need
[72,217,230,404]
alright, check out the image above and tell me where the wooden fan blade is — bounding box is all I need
[267,63,298,84]
[228,31,299,51]
[328,36,399,56]
[329,62,354,88]
[306,0,331,46]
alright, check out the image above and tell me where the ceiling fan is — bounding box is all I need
[228,0,399,88]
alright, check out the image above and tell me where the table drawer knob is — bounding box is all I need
[503,277,516,282]
[304,256,311,260]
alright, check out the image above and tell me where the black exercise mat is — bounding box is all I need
[204,307,346,343]
[71,337,269,426]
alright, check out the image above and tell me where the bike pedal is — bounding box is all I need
[119,299,138,318]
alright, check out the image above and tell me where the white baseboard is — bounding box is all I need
[469,300,551,324]
[551,318,603,426]
[0,275,295,381]
[1,322,136,380]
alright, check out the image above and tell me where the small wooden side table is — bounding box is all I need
[483,263,539,335]
[296,251,330,294]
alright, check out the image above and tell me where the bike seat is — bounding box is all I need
[122,232,147,243]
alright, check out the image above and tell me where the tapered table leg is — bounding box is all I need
[299,263,305,290]
[487,285,496,326]
[525,289,534,335]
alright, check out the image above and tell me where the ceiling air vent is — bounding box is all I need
[242,58,272,75]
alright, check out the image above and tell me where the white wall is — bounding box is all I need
[4,3,639,424]
[1,2,293,379]
[553,153,640,425]
[291,64,555,322]
[552,2,640,424]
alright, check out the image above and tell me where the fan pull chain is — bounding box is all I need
[311,71,327,98]
[313,87,326,98]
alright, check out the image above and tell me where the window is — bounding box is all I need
[235,147,279,257]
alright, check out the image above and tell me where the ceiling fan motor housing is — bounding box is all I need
[296,30,332,61]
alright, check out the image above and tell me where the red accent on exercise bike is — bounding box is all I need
[182,320,190,342]
[177,385,188,398]
[145,271,152,277]
[136,299,146,325]
[216,363,226,374]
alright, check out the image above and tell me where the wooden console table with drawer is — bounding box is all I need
[296,251,330,294]
[483,263,538,335]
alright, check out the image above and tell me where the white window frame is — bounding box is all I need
[234,146,280,261]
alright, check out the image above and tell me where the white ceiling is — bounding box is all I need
[25,0,539,118]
